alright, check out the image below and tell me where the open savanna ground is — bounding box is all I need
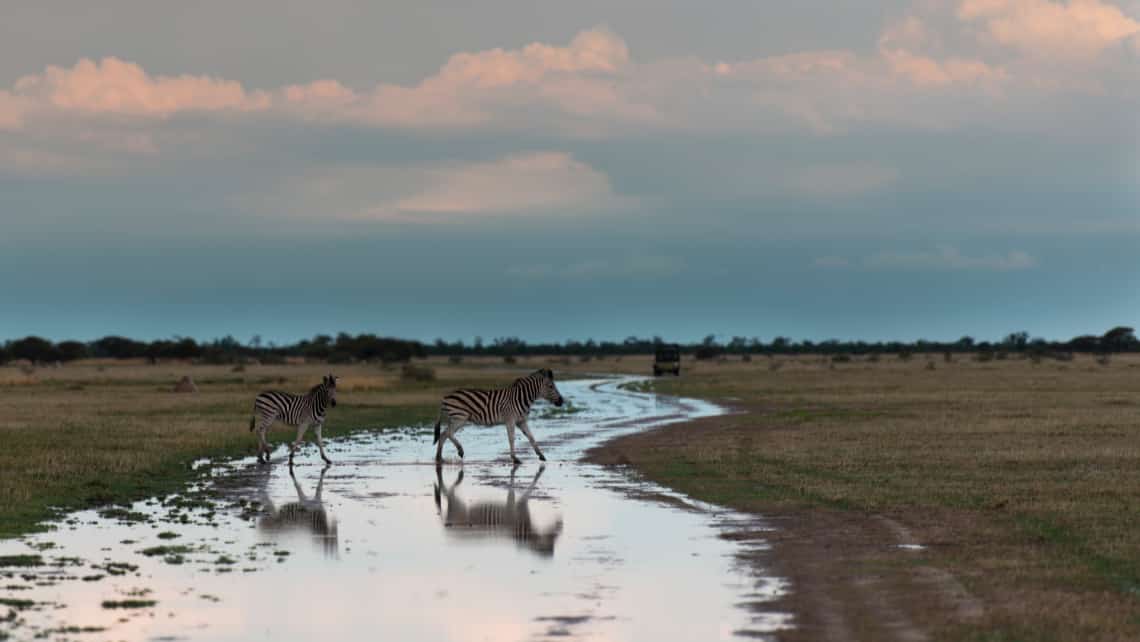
[589,352,1140,641]
[0,356,597,538]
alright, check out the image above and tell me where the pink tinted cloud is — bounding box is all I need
[957,0,1140,58]
[14,57,270,116]
[392,151,622,216]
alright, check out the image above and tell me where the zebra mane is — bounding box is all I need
[512,369,552,388]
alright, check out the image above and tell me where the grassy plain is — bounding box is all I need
[0,357,573,538]
[6,351,1139,641]
[591,353,1140,641]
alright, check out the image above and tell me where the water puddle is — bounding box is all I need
[0,378,791,641]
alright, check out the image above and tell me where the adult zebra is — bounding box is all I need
[249,374,338,466]
[433,368,564,464]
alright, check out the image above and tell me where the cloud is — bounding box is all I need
[812,256,852,269]
[13,57,270,117]
[864,246,1038,270]
[390,152,625,216]
[280,27,657,130]
[245,151,631,222]
[784,164,901,197]
[814,247,1039,271]
[507,255,683,280]
[957,0,1140,58]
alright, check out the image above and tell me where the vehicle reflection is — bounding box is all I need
[433,464,563,558]
[258,464,339,557]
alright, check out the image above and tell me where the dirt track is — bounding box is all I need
[586,411,987,642]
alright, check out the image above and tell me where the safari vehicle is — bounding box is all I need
[653,344,681,376]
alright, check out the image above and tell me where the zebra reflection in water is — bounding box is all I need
[433,464,564,557]
[258,464,339,557]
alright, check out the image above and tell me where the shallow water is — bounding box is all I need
[0,377,791,641]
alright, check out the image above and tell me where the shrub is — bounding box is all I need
[976,351,994,362]
[448,355,463,364]
[868,353,881,363]
[741,354,752,362]
[925,361,936,370]
[401,363,436,382]
[1096,354,1111,367]
[831,354,852,363]
[503,355,517,364]
[943,351,953,363]
[769,360,783,371]
[578,354,592,363]
[897,351,912,361]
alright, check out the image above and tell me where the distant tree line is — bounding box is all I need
[424,327,1138,360]
[0,333,424,365]
[0,326,1135,365]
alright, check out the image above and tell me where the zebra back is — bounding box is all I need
[441,369,562,425]
[254,376,337,426]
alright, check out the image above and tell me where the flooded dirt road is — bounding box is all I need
[1,378,791,641]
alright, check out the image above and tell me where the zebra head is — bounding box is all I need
[322,374,338,408]
[539,368,564,407]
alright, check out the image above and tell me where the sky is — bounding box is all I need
[2,0,1138,345]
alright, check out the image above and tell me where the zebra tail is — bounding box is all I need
[433,418,441,445]
[249,416,255,432]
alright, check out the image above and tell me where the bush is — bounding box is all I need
[578,354,592,363]
[867,353,881,363]
[943,351,953,363]
[448,355,463,364]
[925,361,936,370]
[976,351,994,362]
[831,354,851,363]
[401,363,436,382]
[1096,354,1111,367]
[897,351,912,361]
[694,346,721,361]
[503,355,517,364]
[741,354,752,362]
[769,360,783,371]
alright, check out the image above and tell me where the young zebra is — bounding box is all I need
[249,374,338,466]
[433,368,564,464]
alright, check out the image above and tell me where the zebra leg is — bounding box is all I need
[518,420,546,462]
[436,418,465,462]
[505,421,521,465]
[315,422,332,464]
[256,418,275,464]
[289,422,310,467]
[448,432,465,459]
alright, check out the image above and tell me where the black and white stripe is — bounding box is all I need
[249,374,338,466]
[433,465,563,557]
[433,368,564,464]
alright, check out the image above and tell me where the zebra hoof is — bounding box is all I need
[511,457,522,465]
[457,448,465,458]
[322,457,332,465]
[538,453,546,462]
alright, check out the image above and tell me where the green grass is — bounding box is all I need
[0,360,541,539]
[603,354,1140,641]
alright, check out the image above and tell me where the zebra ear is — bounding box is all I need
[545,368,554,379]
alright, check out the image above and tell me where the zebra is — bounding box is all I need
[433,368,564,464]
[249,374,338,466]
[258,464,338,558]
[433,464,563,557]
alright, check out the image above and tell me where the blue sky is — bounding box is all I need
[1,1,1138,344]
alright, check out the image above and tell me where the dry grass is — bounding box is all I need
[604,352,1140,641]
[0,358,545,537]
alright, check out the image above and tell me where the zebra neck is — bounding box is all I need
[515,380,541,413]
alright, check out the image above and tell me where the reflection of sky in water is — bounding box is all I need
[0,378,791,641]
